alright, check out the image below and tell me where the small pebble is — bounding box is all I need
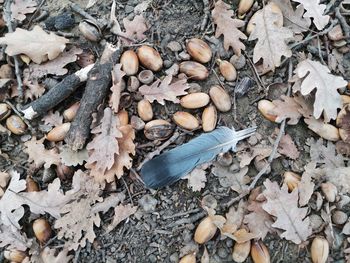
[179,51,190,60]
[125,5,134,13]
[230,54,246,69]
[45,12,75,31]
[148,254,157,263]
[167,41,182,52]
[139,194,158,212]
[217,247,228,258]
[169,252,179,263]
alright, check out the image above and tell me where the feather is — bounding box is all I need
[141,126,256,189]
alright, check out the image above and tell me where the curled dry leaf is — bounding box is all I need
[277,132,300,160]
[295,59,347,122]
[308,138,344,168]
[109,64,126,113]
[10,0,37,22]
[139,75,190,105]
[0,26,68,64]
[29,47,82,79]
[212,0,247,56]
[292,0,330,30]
[221,200,246,236]
[248,3,293,71]
[262,179,312,244]
[183,166,207,192]
[41,110,63,127]
[0,223,32,251]
[107,204,138,232]
[120,15,148,44]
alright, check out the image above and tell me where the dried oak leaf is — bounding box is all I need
[0,26,69,64]
[121,15,148,44]
[109,64,126,113]
[293,92,314,118]
[39,247,73,263]
[24,137,60,169]
[221,200,246,236]
[59,145,88,166]
[0,171,10,198]
[94,124,135,183]
[324,166,350,194]
[243,187,274,240]
[29,47,82,79]
[139,75,190,105]
[22,68,45,101]
[10,0,37,22]
[85,107,122,176]
[272,0,311,33]
[0,223,32,251]
[308,138,344,168]
[262,179,312,244]
[278,133,300,160]
[292,0,330,30]
[212,0,247,56]
[237,142,277,168]
[295,59,347,122]
[41,110,63,127]
[248,3,293,71]
[183,166,207,192]
[106,204,138,232]
[298,162,315,206]
[270,95,302,125]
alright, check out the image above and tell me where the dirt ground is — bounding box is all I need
[1,0,350,262]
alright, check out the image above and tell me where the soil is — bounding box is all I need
[1,0,350,262]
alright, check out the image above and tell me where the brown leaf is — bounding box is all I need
[107,204,137,232]
[183,166,207,192]
[29,47,82,79]
[298,162,315,206]
[24,137,60,169]
[270,95,302,125]
[0,26,68,64]
[139,75,190,105]
[308,138,344,168]
[237,142,276,168]
[59,145,88,167]
[212,0,247,56]
[22,68,45,101]
[294,59,347,121]
[272,0,311,33]
[10,0,37,22]
[232,228,258,243]
[39,247,73,263]
[248,3,293,71]
[262,179,312,244]
[221,200,246,236]
[277,132,300,160]
[109,64,126,113]
[41,110,63,127]
[85,107,122,176]
[292,92,314,118]
[121,15,148,44]
[292,0,330,30]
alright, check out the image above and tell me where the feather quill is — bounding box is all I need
[141,126,256,189]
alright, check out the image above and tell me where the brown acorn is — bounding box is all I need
[232,240,251,263]
[173,111,199,130]
[194,216,217,244]
[179,61,209,80]
[179,252,196,263]
[257,100,277,122]
[311,237,329,263]
[251,240,270,263]
[202,105,217,132]
[321,182,337,202]
[26,177,40,192]
[209,85,231,112]
[117,110,129,126]
[180,92,210,109]
[283,171,301,191]
[137,46,163,72]
[33,218,52,243]
[63,102,80,121]
[6,115,27,135]
[137,99,153,121]
[120,50,139,76]
[144,119,173,140]
[4,249,27,263]
[47,123,71,142]
[78,20,101,42]
[217,59,237,81]
[238,0,254,16]
[186,38,212,63]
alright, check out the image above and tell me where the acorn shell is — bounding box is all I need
[194,216,217,244]
[202,105,217,132]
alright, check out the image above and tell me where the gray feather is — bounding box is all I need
[141,126,256,189]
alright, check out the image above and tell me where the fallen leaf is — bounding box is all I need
[248,3,293,71]
[24,137,61,169]
[298,162,315,206]
[270,95,302,125]
[29,47,82,79]
[212,0,247,56]
[324,166,350,194]
[212,164,250,193]
[292,92,314,118]
[292,0,330,30]
[60,145,88,166]
[183,167,207,192]
[121,15,148,44]
[134,0,151,14]
[277,133,300,160]
[41,110,63,127]
[39,247,73,263]
[336,104,350,143]
[139,75,190,105]
[107,204,137,232]
[10,0,37,22]
[221,200,246,236]
[232,228,258,243]
[237,142,276,168]
[0,171,10,198]
[109,64,126,113]
[0,26,69,64]
[308,138,344,168]
[262,179,312,244]
[0,223,32,251]
[22,68,45,101]
[294,59,347,122]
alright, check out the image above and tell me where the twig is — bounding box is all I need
[121,177,134,206]
[225,60,293,208]
[162,208,201,219]
[243,50,266,91]
[137,131,181,170]
[4,0,24,101]
[69,2,104,29]
[200,0,210,31]
[26,0,47,29]
[211,68,225,89]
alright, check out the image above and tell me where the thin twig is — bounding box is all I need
[121,177,134,206]
[26,0,47,29]
[200,0,210,31]
[243,50,266,91]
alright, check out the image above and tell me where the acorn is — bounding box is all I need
[321,182,337,202]
[6,115,27,135]
[209,85,231,112]
[305,118,340,142]
[179,61,209,80]
[130,115,145,131]
[283,171,301,191]
[0,103,11,121]
[186,38,212,63]
[63,102,80,121]
[117,109,129,126]
[4,249,27,263]
[238,0,254,16]
[26,176,39,192]
[77,49,95,67]
[138,70,154,84]
[56,164,74,181]
[194,216,218,244]
[202,105,217,132]
[232,240,251,263]
[137,46,163,72]
[127,76,140,92]
[137,99,153,121]
[257,100,277,122]
[179,252,196,263]
[120,50,139,76]
[173,111,199,130]
[144,119,173,140]
[251,240,270,263]
[311,237,329,263]
[217,59,237,81]
[331,210,348,225]
[33,218,52,243]
[78,19,101,42]
[47,123,71,142]
[180,92,210,109]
